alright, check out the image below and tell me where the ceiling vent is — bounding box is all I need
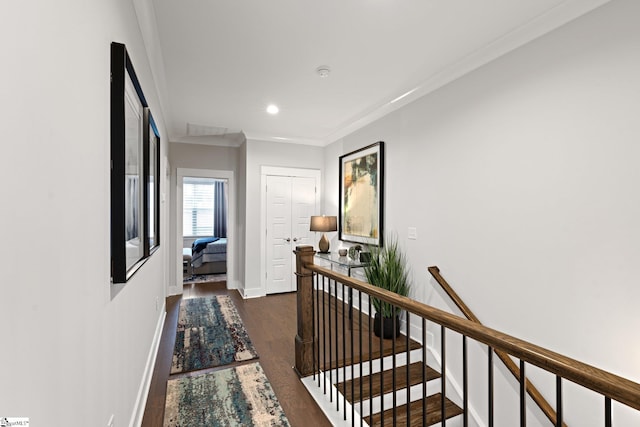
[187,123,241,137]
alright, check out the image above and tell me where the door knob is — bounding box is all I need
[293,237,298,242]
[285,238,291,243]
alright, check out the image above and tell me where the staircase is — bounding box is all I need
[302,338,464,426]
[338,359,462,426]
[296,249,640,426]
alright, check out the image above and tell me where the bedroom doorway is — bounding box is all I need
[183,176,227,275]
[176,168,235,291]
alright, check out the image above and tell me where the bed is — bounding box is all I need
[190,237,227,275]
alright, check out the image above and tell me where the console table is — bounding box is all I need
[315,252,369,319]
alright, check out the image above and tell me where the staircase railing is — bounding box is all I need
[428,266,566,427]
[294,246,640,426]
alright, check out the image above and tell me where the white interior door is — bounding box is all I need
[266,175,317,294]
[266,176,293,294]
[291,177,316,248]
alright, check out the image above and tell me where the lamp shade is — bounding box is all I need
[310,215,337,232]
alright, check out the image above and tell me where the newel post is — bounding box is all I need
[294,245,317,377]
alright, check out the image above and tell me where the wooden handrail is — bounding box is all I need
[427,266,480,324]
[428,266,567,427]
[302,260,640,412]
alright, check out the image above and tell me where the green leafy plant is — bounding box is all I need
[364,236,411,318]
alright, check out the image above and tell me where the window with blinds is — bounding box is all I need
[183,177,215,236]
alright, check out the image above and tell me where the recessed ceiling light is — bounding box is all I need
[266,104,279,115]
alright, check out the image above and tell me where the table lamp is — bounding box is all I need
[310,215,337,253]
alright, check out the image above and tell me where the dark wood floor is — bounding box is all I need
[141,281,332,427]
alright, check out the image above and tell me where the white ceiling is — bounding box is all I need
[150,0,609,147]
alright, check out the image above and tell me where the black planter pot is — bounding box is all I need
[373,312,401,339]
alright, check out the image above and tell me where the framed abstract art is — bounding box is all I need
[338,141,384,247]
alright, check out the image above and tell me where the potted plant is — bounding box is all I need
[364,236,411,339]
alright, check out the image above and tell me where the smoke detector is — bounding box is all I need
[316,66,331,78]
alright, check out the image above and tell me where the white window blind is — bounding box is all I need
[183,177,215,236]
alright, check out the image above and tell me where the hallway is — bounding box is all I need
[141,282,331,426]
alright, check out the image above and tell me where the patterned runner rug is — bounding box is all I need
[171,296,258,374]
[164,362,290,427]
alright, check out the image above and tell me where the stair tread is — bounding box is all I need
[324,338,423,370]
[337,362,440,402]
[365,393,464,427]
[316,293,423,370]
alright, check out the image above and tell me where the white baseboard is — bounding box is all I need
[226,278,239,290]
[168,284,182,296]
[301,373,369,427]
[241,287,266,299]
[129,302,167,427]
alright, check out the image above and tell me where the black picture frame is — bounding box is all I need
[144,108,161,254]
[111,42,160,284]
[338,141,384,247]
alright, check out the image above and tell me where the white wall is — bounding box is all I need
[322,139,343,251]
[236,141,248,288]
[243,139,324,296]
[332,0,640,424]
[169,142,240,171]
[0,1,169,426]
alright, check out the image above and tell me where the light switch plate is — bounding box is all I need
[408,227,417,240]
